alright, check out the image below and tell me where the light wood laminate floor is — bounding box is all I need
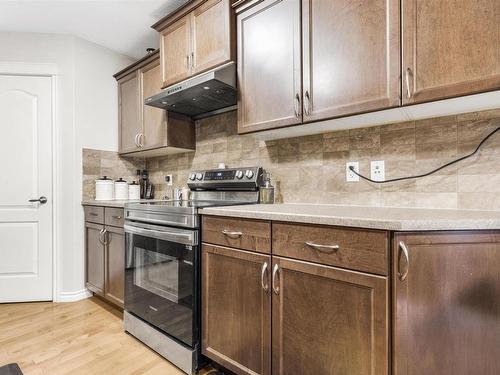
[0,297,209,375]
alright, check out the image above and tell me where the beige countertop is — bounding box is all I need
[200,204,500,231]
[82,199,157,208]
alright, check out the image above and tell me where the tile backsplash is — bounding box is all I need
[83,108,500,210]
[82,149,145,201]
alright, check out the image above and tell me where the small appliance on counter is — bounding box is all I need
[114,178,128,200]
[95,176,113,200]
[128,181,140,200]
[259,171,275,204]
[138,169,155,199]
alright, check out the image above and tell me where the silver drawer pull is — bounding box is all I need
[112,215,122,220]
[222,230,243,239]
[305,241,340,253]
[89,212,98,216]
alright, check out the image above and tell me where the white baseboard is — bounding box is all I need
[55,289,92,302]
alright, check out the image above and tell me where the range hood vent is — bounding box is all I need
[145,62,237,119]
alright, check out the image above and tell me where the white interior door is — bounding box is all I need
[0,75,53,302]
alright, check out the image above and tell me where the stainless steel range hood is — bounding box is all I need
[145,62,237,119]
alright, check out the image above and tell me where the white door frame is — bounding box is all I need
[0,62,58,301]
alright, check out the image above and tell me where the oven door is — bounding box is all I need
[124,221,199,348]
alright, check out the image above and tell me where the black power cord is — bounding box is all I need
[349,126,500,184]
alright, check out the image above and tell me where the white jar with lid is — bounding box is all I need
[114,178,128,200]
[95,176,114,200]
[128,181,141,200]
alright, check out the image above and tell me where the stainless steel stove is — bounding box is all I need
[123,167,262,374]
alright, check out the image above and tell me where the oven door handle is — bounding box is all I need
[124,223,197,246]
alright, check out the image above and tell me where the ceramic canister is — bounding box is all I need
[95,176,114,200]
[128,181,141,200]
[114,178,128,200]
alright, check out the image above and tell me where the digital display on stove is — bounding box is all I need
[204,170,236,180]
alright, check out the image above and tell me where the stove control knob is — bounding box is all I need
[196,172,203,180]
[189,173,196,181]
[245,170,254,179]
[235,170,244,179]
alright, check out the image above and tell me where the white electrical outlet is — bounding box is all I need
[346,162,360,182]
[370,160,385,182]
[165,174,173,186]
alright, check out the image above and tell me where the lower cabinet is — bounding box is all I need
[272,257,388,375]
[393,232,500,375]
[202,244,271,375]
[85,222,105,295]
[84,207,125,308]
[104,226,125,307]
[201,243,388,375]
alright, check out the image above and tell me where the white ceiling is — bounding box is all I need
[0,0,191,59]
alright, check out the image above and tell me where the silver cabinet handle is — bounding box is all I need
[261,262,269,293]
[305,241,340,253]
[222,230,243,239]
[405,68,413,99]
[185,55,190,69]
[304,90,311,116]
[98,228,105,245]
[191,52,195,69]
[272,264,280,295]
[134,134,139,148]
[138,133,144,148]
[294,93,301,117]
[112,215,122,220]
[29,196,48,204]
[398,241,410,281]
[102,228,109,246]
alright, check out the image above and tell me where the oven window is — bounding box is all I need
[125,230,198,347]
[134,248,189,304]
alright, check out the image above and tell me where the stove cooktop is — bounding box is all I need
[125,199,248,215]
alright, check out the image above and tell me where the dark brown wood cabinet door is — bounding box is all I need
[140,58,166,151]
[104,226,124,308]
[85,222,105,296]
[402,1,500,104]
[302,0,400,122]
[393,232,500,375]
[191,0,234,75]
[272,257,388,375]
[237,0,302,133]
[202,244,271,375]
[161,14,192,88]
[118,72,141,154]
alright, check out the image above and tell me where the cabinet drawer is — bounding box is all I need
[105,208,125,227]
[202,216,271,254]
[272,223,389,275]
[84,206,104,224]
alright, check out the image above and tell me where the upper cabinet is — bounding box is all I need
[154,0,235,88]
[403,0,500,104]
[114,51,195,157]
[236,0,400,134]
[302,0,400,122]
[237,0,302,133]
[235,0,500,135]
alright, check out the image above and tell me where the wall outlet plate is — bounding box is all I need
[370,160,385,182]
[165,174,173,186]
[346,162,360,182]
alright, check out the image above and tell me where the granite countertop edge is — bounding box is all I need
[199,204,500,231]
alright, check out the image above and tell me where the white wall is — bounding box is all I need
[0,31,134,301]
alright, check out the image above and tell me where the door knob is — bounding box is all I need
[29,196,48,204]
